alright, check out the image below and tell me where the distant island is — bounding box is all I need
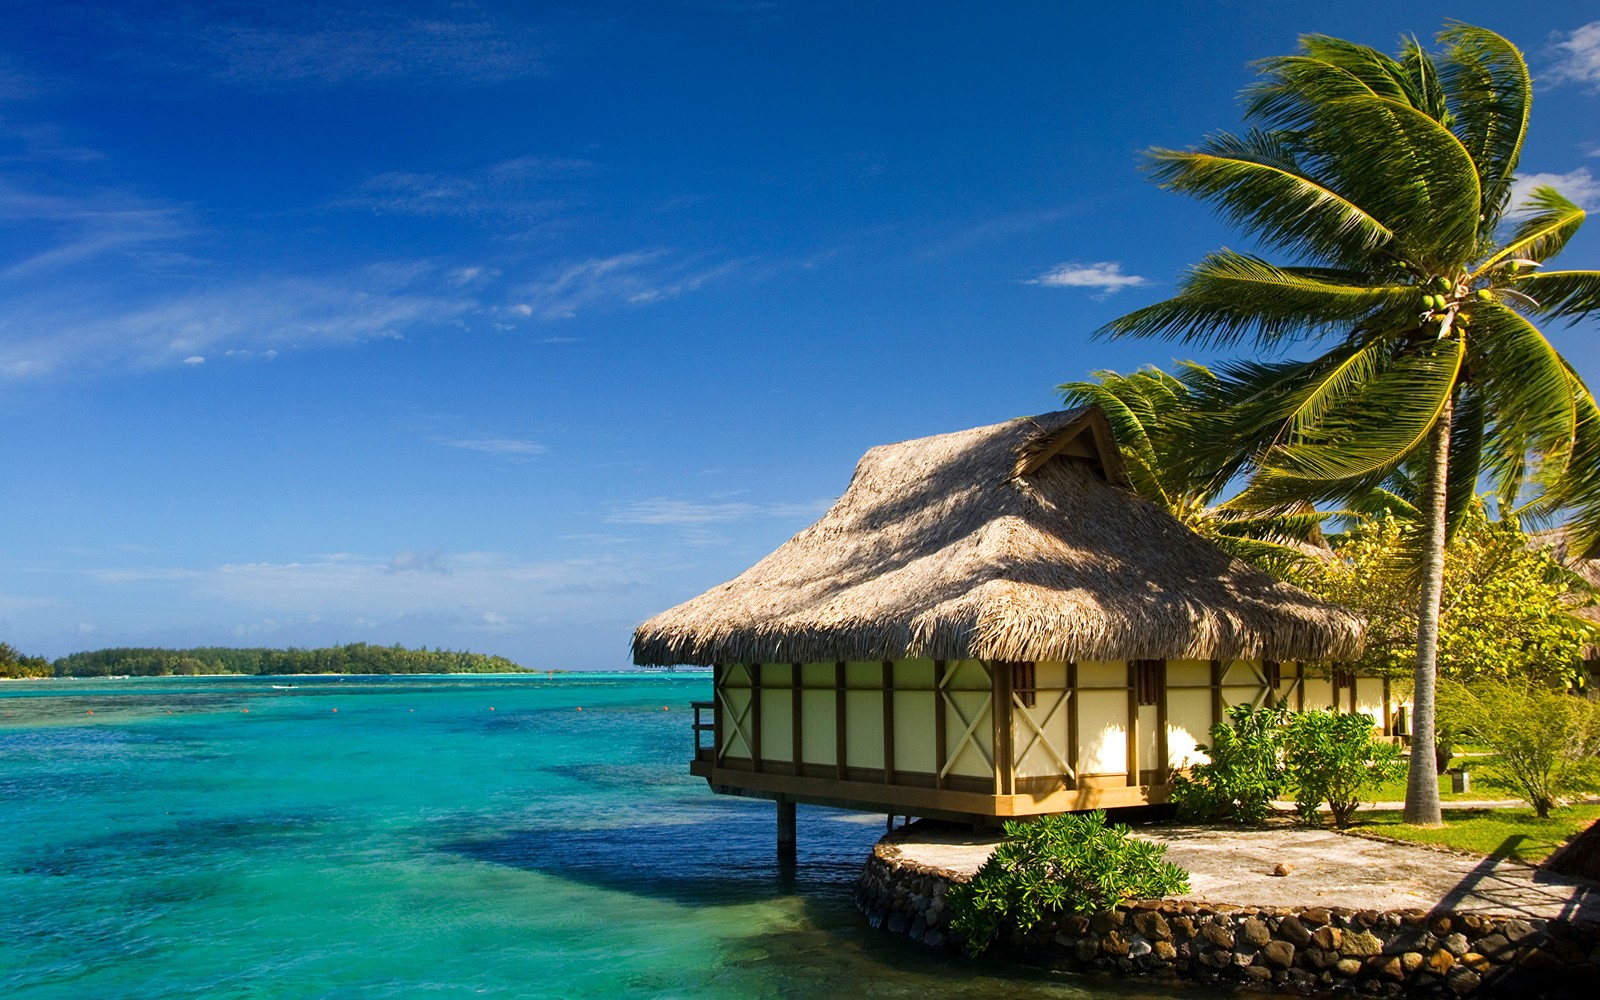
[0,642,531,678]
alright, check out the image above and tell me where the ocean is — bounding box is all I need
[0,674,1220,998]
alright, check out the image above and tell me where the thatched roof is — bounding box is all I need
[631,408,1364,666]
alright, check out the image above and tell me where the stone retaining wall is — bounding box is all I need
[856,843,1600,996]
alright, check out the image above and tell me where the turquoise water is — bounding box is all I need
[1,674,1217,998]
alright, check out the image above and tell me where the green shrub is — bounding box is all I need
[1283,710,1404,827]
[1440,680,1600,818]
[1169,702,1288,824]
[946,810,1190,954]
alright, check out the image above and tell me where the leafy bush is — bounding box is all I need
[947,810,1190,955]
[1170,702,1288,824]
[1283,710,1404,827]
[1440,680,1600,818]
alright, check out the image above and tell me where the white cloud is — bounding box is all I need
[182,355,204,365]
[1548,20,1600,88]
[516,252,739,320]
[436,436,547,458]
[605,497,831,526]
[1029,261,1147,293]
[1511,168,1600,211]
[335,157,586,221]
[0,264,477,380]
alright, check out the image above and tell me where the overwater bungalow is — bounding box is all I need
[632,408,1380,846]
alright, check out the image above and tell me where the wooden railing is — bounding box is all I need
[691,700,715,762]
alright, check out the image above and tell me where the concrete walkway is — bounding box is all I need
[889,822,1600,922]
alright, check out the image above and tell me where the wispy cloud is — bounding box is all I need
[0,263,476,380]
[605,497,831,526]
[336,156,592,221]
[0,180,191,279]
[1547,20,1600,88]
[131,3,550,89]
[514,251,740,320]
[435,436,548,459]
[1028,261,1147,294]
[1511,168,1600,211]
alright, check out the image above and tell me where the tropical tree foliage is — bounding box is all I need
[1283,710,1406,827]
[0,642,52,679]
[1059,364,1328,579]
[49,643,529,676]
[1101,24,1600,825]
[1438,679,1600,818]
[1308,503,1596,684]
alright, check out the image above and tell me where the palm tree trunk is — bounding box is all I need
[1403,393,1452,827]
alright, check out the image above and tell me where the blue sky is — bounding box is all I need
[3,2,1599,669]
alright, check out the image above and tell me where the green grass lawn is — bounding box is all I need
[1351,804,1600,864]
[1366,766,1517,803]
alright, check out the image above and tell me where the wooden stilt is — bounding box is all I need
[777,797,797,858]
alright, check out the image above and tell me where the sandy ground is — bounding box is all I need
[888,822,1600,921]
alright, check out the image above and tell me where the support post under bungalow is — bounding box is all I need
[776,796,797,859]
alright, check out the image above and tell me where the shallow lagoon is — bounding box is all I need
[1,674,1231,998]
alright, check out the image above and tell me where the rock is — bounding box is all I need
[887,912,907,935]
[1377,956,1406,982]
[1306,948,1339,970]
[1427,949,1456,975]
[1242,918,1272,948]
[1287,969,1319,990]
[1132,910,1170,941]
[1126,934,1152,959]
[1261,940,1295,969]
[1272,862,1295,877]
[1474,933,1509,957]
[1501,919,1535,942]
[1335,958,1363,977]
[1074,938,1100,963]
[1442,933,1470,957]
[1198,948,1232,969]
[1302,907,1331,927]
[923,930,945,950]
[1341,931,1384,958]
[1201,924,1236,949]
[1430,916,1453,936]
[1090,910,1126,934]
[1170,915,1195,938]
[1401,952,1424,974]
[1459,914,1489,936]
[1356,910,1380,928]
[1101,930,1130,958]
[1278,915,1312,946]
[1061,914,1090,937]
[1242,965,1273,983]
[1153,940,1177,962]
[1461,952,1490,973]
[1311,926,1343,951]
[1446,969,1481,995]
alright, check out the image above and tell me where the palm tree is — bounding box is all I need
[1059,363,1330,580]
[1101,25,1600,825]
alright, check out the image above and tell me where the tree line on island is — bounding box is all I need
[0,642,529,678]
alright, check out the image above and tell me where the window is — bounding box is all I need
[1011,662,1036,708]
[1134,660,1162,706]
[1263,660,1281,690]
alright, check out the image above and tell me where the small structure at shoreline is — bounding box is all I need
[633,409,1382,851]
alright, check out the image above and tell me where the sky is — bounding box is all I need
[3,2,1600,670]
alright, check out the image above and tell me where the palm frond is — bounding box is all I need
[1444,385,1484,540]
[1479,186,1585,273]
[1097,251,1415,347]
[1400,35,1449,121]
[1508,271,1600,321]
[1144,131,1393,266]
[1258,337,1464,482]
[1468,304,1580,468]
[1295,94,1482,266]
[1438,23,1530,224]
[1246,40,1414,129]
